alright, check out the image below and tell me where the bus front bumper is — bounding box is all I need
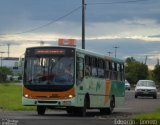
[22,97,75,107]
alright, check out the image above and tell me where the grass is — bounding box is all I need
[132,108,160,125]
[0,83,35,111]
[133,109,160,119]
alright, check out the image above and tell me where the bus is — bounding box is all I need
[22,46,125,116]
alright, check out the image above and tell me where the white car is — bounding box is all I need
[125,80,131,90]
[135,80,157,99]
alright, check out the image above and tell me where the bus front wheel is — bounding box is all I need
[37,106,46,115]
[79,96,89,117]
[66,107,74,114]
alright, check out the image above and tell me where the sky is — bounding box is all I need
[0,0,160,69]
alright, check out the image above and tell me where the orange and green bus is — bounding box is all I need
[22,46,125,116]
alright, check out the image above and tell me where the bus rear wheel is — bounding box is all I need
[37,106,46,115]
[100,96,115,115]
[109,96,115,114]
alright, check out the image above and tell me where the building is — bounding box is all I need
[1,57,23,75]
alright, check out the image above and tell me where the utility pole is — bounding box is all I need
[144,55,148,64]
[107,52,112,56]
[0,52,5,67]
[113,46,119,58]
[157,58,159,65]
[40,41,44,46]
[7,43,10,58]
[82,0,86,49]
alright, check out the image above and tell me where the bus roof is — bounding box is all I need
[26,46,124,64]
[76,47,124,64]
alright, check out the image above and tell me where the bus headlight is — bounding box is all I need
[24,94,29,98]
[68,95,73,98]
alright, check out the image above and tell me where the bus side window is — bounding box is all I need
[91,57,98,77]
[111,62,118,80]
[117,63,121,80]
[109,61,112,79]
[76,57,84,83]
[105,61,110,79]
[121,64,125,81]
[85,56,91,76]
[114,63,118,80]
[98,59,105,78]
[111,62,115,80]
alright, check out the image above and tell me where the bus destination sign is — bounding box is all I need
[35,49,65,55]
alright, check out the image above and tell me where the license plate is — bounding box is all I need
[143,91,148,94]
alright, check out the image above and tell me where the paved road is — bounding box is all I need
[0,90,160,125]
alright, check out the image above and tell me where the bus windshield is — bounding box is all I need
[25,56,74,86]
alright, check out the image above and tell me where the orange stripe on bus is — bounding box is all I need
[23,87,75,100]
[104,80,111,104]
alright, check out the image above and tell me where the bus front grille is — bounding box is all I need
[38,101,58,104]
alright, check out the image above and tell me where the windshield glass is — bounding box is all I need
[25,56,74,85]
[137,81,155,87]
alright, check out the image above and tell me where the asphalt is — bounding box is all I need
[0,90,160,125]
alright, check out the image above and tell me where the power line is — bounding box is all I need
[87,0,150,5]
[0,0,151,36]
[0,6,82,36]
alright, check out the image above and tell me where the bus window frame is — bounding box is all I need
[23,47,76,92]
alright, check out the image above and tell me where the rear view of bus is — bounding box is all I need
[22,47,75,115]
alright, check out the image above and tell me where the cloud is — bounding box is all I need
[1,18,160,43]
[86,18,160,39]
[0,0,160,69]
[0,36,160,69]
[149,34,160,38]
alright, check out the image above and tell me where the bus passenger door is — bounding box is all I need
[76,57,85,106]
[76,57,84,85]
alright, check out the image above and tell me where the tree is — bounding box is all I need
[125,57,149,84]
[0,67,12,83]
[153,65,160,85]
[125,57,136,64]
[0,67,12,75]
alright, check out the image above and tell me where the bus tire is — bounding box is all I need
[37,106,46,115]
[100,108,106,114]
[153,95,157,99]
[66,107,74,114]
[79,96,89,117]
[100,96,115,115]
[108,96,115,114]
[135,95,138,98]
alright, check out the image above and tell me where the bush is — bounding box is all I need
[0,67,12,83]
[0,72,6,83]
